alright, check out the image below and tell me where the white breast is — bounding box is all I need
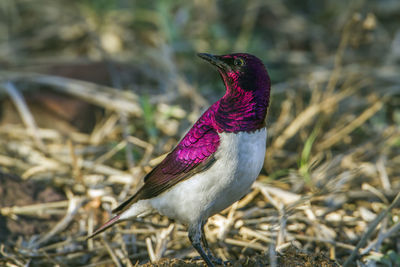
[148,128,267,225]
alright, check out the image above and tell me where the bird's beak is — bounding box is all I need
[198,53,230,71]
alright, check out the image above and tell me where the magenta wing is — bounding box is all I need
[113,111,220,214]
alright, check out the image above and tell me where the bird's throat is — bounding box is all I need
[214,91,267,133]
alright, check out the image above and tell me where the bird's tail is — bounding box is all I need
[86,200,153,239]
[86,214,121,239]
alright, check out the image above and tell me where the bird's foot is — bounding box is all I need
[192,256,203,261]
[192,255,215,267]
[210,256,229,266]
[193,255,228,266]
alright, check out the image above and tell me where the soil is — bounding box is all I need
[141,245,339,267]
[0,172,66,243]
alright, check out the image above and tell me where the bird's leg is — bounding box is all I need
[201,221,224,265]
[201,221,211,256]
[189,224,215,267]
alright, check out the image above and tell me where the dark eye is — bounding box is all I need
[234,57,245,67]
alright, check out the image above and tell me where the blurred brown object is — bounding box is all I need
[1,90,100,133]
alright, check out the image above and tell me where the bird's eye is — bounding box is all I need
[234,58,245,67]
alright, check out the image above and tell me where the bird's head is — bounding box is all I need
[198,53,270,98]
[198,53,271,132]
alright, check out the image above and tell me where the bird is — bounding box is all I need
[87,53,271,266]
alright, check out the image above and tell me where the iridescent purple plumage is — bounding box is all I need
[113,106,220,212]
[214,53,271,132]
[113,53,270,214]
[89,54,272,263]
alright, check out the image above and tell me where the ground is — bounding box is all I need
[0,1,399,266]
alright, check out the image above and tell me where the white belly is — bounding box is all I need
[149,128,267,225]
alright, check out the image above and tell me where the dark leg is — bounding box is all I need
[189,223,215,267]
[201,221,224,265]
[201,222,211,255]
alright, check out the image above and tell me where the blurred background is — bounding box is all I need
[0,0,399,266]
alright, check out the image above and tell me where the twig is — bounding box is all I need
[254,182,301,205]
[154,223,175,260]
[377,156,391,191]
[361,221,400,255]
[277,210,287,248]
[126,135,154,166]
[102,239,123,267]
[1,71,142,115]
[290,234,358,252]
[272,89,352,150]
[235,187,260,209]
[0,244,27,267]
[53,155,128,176]
[362,183,389,205]
[224,238,266,251]
[145,237,156,263]
[93,140,127,166]
[29,192,87,248]
[68,139,83,184]
[90,114,120,145]
[318,99,384,150]
[1,201,69,216]
[2,81,45,150]
[343,191,400,266]
[269,242,277,267]
[239,227,275,244]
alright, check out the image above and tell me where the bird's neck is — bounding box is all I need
[213,89,269,133]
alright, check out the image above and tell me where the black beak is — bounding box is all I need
[197,53,230,70]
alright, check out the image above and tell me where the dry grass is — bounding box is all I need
[0,1,399,266]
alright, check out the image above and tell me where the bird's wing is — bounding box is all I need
[87,121,219,239]
[113,117,220,214]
